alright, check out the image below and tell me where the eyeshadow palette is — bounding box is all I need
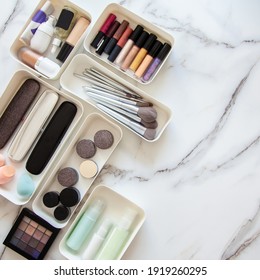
[3,208,60,260]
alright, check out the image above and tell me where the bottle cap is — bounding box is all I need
[51,38,62,53]
[148,40,163,57]
[156,42,171,61]
[87,199,105,220]
[129,25,144,43]
[135,31,149,48]
[35,56,61,78]
[39,15,55,36]
[96,219,112,238]
[56,8,76,30]
[119,209,137,230]
[142,33,157,51]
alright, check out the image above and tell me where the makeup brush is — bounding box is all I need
[96,103,156,140]
[86,91,157,123]
[91,98,158,129]
[74,73,141,100]
[83,87,151,107]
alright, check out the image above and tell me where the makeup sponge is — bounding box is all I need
[76,139,96,158]
[57,167,79,187]
[94,130,114,149]
[17,173,35,197]
[0,79,40,149]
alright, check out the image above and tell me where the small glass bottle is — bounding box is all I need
[51,6,77,53]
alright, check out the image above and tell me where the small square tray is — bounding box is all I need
[10,0,92,80]
[84,3,174,84]
[0,70,83,205]
[59,185,145,260]
[32,113,122,228]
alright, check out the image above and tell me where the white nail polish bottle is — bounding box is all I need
[30,15,55,54]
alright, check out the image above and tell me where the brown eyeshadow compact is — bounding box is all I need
[3,208,60,260]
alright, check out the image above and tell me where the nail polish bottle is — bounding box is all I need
[129,33,157,72]
[95,209,137,260]
[120,31,148,71]
[115,25,144,65]
[142,42,171,82]
[0,165,16,185]
[51,6,77,54]
[135,40,162,78]
[18,47,61,78]
[66,199,104,251]
[30,15,56,54]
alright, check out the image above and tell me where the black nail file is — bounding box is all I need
[26,101,77,175]
[0,79,40,149]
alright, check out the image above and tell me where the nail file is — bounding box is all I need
[0,79,40,149]
[26,101,77,175]
[8,90,59,162]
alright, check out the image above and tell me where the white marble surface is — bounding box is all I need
[0,0,260,260]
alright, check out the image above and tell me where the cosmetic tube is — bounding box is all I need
[56,17,90,63]
[0,154,5,167]
[90,13,116,48]
[18,47,60,78]
[82,219,111,260]
[30,15,55,54]
[120,31,148,71]
[66,200,105,251]
[0,165,16,185]
[135,40,162,78]
[51,6,77,53]
[95,209,137,260]
[108,26,133,62]
[142,42,171,82]
[20,1,54,45]
[115,25,143,65]
[96,20,120,55]
[129,33,157,72]
[104,20,129,55]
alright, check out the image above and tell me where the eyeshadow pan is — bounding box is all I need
[3,208,60,260]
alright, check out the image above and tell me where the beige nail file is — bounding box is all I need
[8,90,59,162]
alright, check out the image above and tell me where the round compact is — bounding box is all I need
[94,130,114,149]
[43,191,60,208]
[54,205,71,221]
[79,160,98,179]
[57,167,79,187]
[76,139,96,159]
[59,187,81,207]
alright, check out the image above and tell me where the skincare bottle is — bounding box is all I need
[82,219,111,260]
[20,1,54,45]
[18,47,61,78]
[30,16,55,54]
[0,165,16,185]
[51,6,77,54]
[66,199,105,251]
[95,209,137,260]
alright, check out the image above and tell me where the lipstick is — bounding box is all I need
[120,31,149,71]
[129,33,157,72]
[103,20,129,55]
[96,20,120,55]
[108,26,133,62]
[142,42,171,82]
[90,13,116,48]
[135,40,162,78]
[115,24,144,65]
[57,17,90,63]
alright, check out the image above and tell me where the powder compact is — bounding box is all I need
[3,208,60,260]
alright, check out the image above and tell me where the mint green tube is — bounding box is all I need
[95,209,137,260]
[66,199,104,251]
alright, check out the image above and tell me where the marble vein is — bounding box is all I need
[0,0,21,34]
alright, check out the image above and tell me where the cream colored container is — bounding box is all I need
[60,54,173,142]
[10,0,92,80]
[32,113,122,228]
[84,3,174,84]
[0,70,83,205]
[59,185,145,260]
